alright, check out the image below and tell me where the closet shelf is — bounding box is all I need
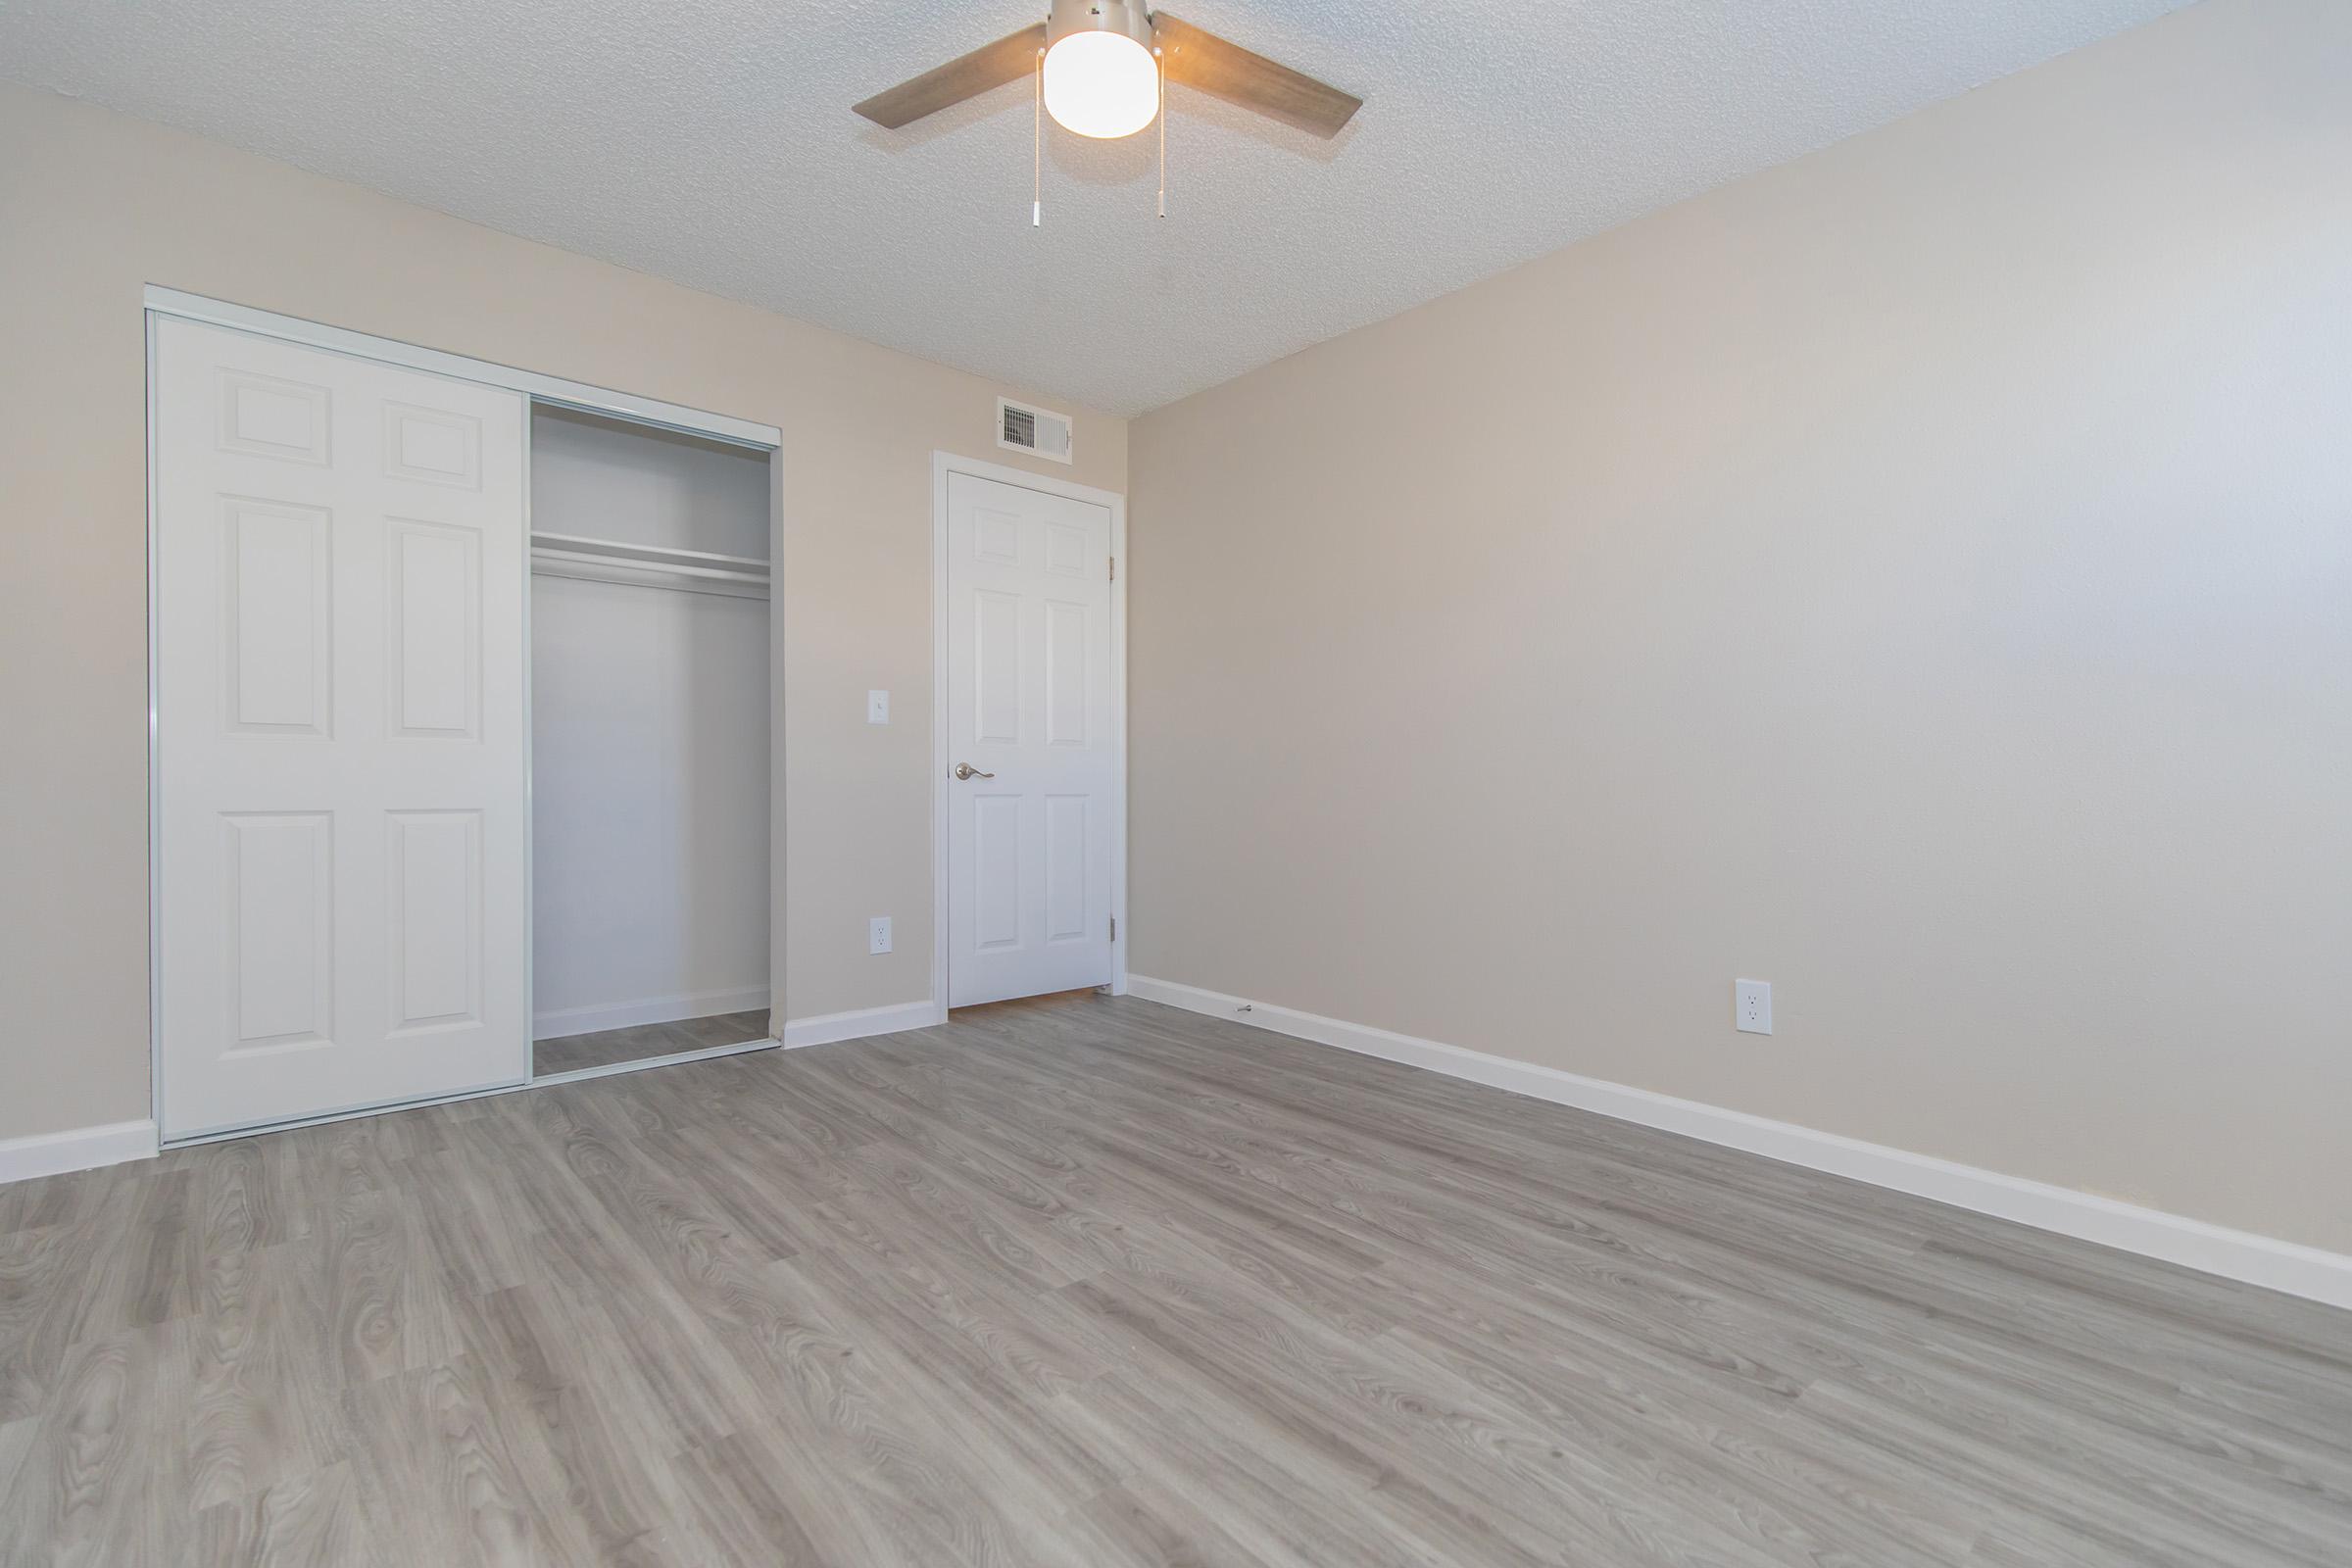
[530,530,768,572]
[529,530,770,600]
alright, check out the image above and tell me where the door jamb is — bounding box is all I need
[931,451,1129,1022]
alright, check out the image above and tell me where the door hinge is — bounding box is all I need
[1108,556,1115,582]
[1109,915,1117,941]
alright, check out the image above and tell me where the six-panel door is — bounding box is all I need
[946,470,1115,1007]
[155,318,528,1139]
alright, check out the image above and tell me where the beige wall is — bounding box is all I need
[1128,0,2352,1250]
[0,83,1125,1143]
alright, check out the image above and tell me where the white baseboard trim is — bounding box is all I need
[781,999,946,1051]
[533,985,771,1042]
[0,1119,161,1185]
[1126,975,2352,1312]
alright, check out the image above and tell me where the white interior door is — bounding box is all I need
[946,470,1115,1006]
[154,317,528,1139]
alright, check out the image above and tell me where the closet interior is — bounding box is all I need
[529,406,775,1080]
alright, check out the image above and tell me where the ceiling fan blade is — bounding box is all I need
[853,23,1049,129]
[1151,14,1360,139]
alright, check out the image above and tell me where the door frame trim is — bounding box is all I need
[930,451,1129,1021]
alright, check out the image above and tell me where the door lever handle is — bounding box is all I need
[953,762,995,780]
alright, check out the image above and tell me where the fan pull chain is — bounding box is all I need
[1156,47,1166,218]
[1032,47,1044,227]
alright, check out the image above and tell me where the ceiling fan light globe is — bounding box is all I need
[1042,30,1158,139]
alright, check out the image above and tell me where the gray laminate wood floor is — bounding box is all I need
[533,1009,771,1078]
[3,992,2347,1566]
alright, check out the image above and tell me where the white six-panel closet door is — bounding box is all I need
[154,317,529,1140]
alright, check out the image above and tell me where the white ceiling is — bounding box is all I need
[2,0,2185,416]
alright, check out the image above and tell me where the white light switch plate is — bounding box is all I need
[869,916,893,956]
[1735,979,1772,1035]
[866,689,890,724]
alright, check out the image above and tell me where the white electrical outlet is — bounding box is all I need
[1735,979,1772,1035]
[866,689,890,724]
[868,915,893,956]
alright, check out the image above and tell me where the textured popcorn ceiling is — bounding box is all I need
[1,0,2185,416]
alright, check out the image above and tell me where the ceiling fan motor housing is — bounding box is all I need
[1047,0,1155,54]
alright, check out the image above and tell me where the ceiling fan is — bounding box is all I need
[853,0,1361,144]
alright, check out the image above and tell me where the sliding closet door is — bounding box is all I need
[154,317,529,1140]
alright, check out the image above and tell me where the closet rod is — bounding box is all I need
[529,552,766,602]
[530,546,766,585]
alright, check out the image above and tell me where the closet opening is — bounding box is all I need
[527,406,776,1082]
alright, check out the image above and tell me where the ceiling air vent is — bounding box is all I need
[997,397,1073,465]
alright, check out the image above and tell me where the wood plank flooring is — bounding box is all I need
[4,991,2347,1566]
[532,1008,771,1078]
